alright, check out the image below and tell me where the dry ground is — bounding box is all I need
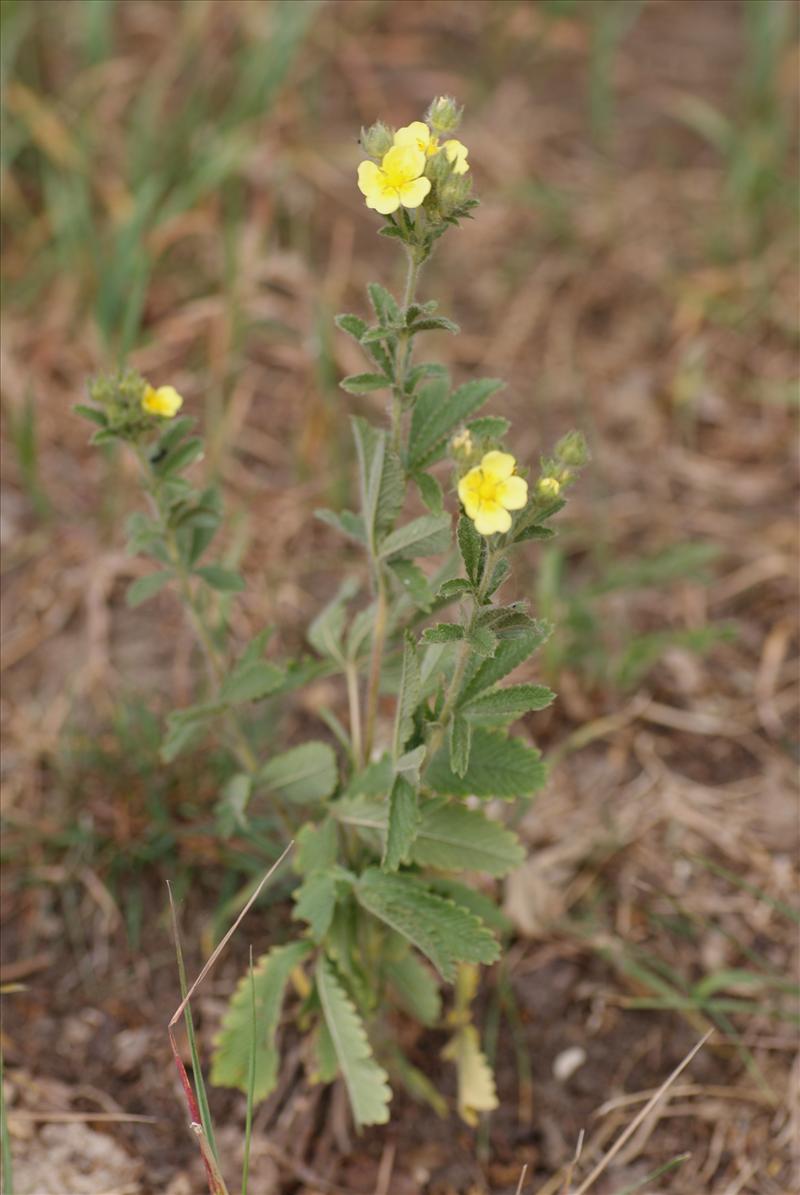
[1,1,798,1192]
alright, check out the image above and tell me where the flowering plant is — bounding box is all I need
[76,98,587,1130]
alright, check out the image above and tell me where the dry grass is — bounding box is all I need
[1,1,798,1192]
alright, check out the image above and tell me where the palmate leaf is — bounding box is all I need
[211,941,312,1101]
[459,622,552,704]
[315,956,392,1128]
[411,799,524,876]
[355,869,500,982]
[427,728,547,798]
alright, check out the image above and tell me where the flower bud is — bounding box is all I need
[450,427,476,464]
[360,121,394,159]
[555,430,589,467]
[426,95,463,135]
[438,172,472,215]
[536,476,561,499]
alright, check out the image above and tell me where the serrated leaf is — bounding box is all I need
[389,560,434,611]
[411,800,524,876]
[379,513,451,561]
[459,624,552,704]
[457,515,484,586]
[352,418,403,548]
[513,524,556,543]
[367,282,401,326]
[408,378,505,471]
[427,878,512,934]
[466,416,510,440]
[361,324,402,344]
[449,715,472,778]
[394,632,421,757]
[334,313,367,341]
[314,508,366,544]
[422,622,464,644]
[437,578,474,601]
[408,316,460,335]
[293,868,350,941]
[315,956,391,1127]
[219,660,284,705]
[126,570,171,607]
[383,775,419,871]
[461,683,556,723]
[211,941,312,1100]
[414,471,444,514]
[355,869,500,982]
[404,362,448,395]
[467,625,498,658]
[427,728,546,798]
[295,817,339,876]
[484,557,511,599]
[310,1019,339,1083]
[340,372,390,395]
[385,954,441,1026]
[442,1024,498,1125]
[259,742,338,804]
[195,565,245,592]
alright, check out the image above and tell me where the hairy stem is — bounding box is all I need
[361,567,388,765]
[390,248,422,454]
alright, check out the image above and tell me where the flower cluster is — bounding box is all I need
[357,98,470,220]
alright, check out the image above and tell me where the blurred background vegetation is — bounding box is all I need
[1,1,797,1192]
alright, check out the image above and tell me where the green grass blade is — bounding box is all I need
[0,1045,13,1195]
[241,947,256,1195]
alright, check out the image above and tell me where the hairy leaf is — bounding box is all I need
[294,817,339,876]
[380,513,451,561]
[411,800,524,876]
[259,742,338,804]
[355,870,500,981]
[461,683,556,723]
[449,715,472,778]
[408,378,505,470]
[459,623,552,704]
[383,775,420,872]
[394,633,421,757]
[340,372,390,395]
[427,729,546,798]
[457,515,484,586]
[315,957,391,1127]
[385,953,441,1026]
[211,941,311,1100]
[422,622,464,644]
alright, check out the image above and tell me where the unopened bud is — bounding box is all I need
[426,95,463,135]
[438,173,471,215]
[360,121,394,159]
[536,476,561,499]
[450,428,475,462]
[555,430,589,467]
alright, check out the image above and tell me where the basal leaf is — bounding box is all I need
[315,956,392,1127]
[259,742,338,804]
[211,941,312,1100]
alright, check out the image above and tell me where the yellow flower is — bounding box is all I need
[142,384,184,418]
[393,120,439,157]
[443,138,469,175]
[458,451,528,536]
[394,124,470,176]
[357,144,431,215]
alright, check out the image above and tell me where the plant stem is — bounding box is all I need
[390,249,422,454]
[345,660,363,766]
[361,567,387,765]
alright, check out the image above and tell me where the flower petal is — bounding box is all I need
[398,176,431,209]
[357,160,381,195]
[394,122,432,153]
[480,450,515,480]
[366,188,401,214]
[498,475,528,510]
[443,138,469,175]
[474,504,512,536]
[381,143,425,181]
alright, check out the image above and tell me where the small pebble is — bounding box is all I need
[553,1046,587,1082]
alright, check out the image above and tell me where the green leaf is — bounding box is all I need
[437,578,474,601]
[215,772,252,836]
[311,1020,339,1083]
[379,513,451,561]
[334,313,368,342]
[74,403,107,427]
[314,508,366,545]
[389,560,434,611]
[219,660,284,705]
[293,868,351,941]
[427,729,547,798]
[315,956,392,1127]
[467,625,498,658]
[383,775,420,872]
[385,954,441,1026]
[461,683,556,723]
[449,715,472,778]
[211,941,312,1101]
[404,362,448,394]
[466,416,510,440]
[414,471,444,515]
[259,742,338,804]
[126,570,171,607]
[352,418,403,547]
[513,524,556,544]
[340,372,391,395]
[427,878,512,934]
[307,578,358,662]
[411,800,524,876]
[408,316,460,335]
[408,378,505,471]
[195,565,245,592]
[457,515,484,586]
[422,623,464,644]
[460,623,552,704]
[355,870,500,982]
[361,324,401,344]
[394,633,421,757]
[160,715,204,763]
[295,818,339,876]
[156,437,204,478]
[367,282,401,326]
